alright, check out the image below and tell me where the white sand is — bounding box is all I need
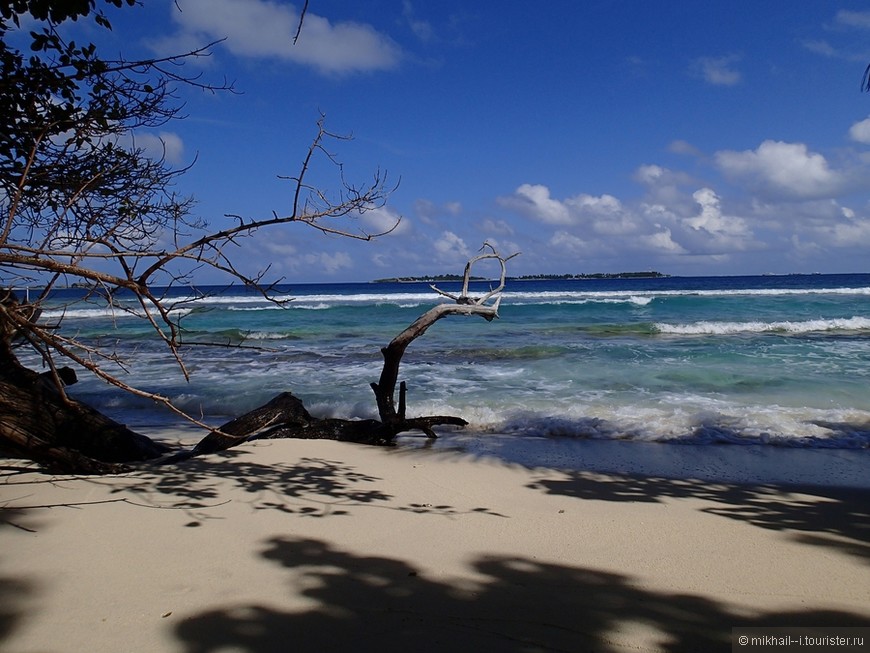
[1,437,868,652]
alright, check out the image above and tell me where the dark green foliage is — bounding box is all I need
[1,0,192,268]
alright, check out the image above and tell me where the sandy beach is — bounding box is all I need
[1,435,868,652]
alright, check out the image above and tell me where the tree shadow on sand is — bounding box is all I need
[0,564,35,646]
[173,535,868,653]
[526,471,870,565]
[0,505,41,647]
[73,446,505,522]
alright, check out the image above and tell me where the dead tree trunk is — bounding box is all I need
[182,244,519,458]
[0,246,518,471]
[370,243,518,438]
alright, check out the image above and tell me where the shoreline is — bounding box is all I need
[416,432,870,488]
[2,434,869,652]
[143,419,870,489]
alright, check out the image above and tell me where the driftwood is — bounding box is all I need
[371,243,517,432]
[182,244,518,459]
[185,392,385,458]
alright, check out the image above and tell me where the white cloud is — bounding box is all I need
[668,140,703,157]
[835,10,870,29]
[548,231,597,257]
[479,130,870,275]
[639,228,687,254]
[849,117,870,144]
[565,193,623,218]
[480,218,515,236]
[633,164,695,191]
[499,184,573,225]
[691,55,742,86]
[797,203,870,248]
[827,218,870,246]
[802,39,837,57]
[360,205,409,235]
[633,164,698,215]
[303,250,353,274]
[433,231,471,261]
[500,184,637,234]
[685,188,750,238]
[165,0,401,75]
[444,201,462,215]
[634,164,667,185]
[676,188,753,254]
[262,240,298,257]
[714,140,845,199]
[129,131,185,164]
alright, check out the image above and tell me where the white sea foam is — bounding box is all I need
[244,331,291,340]
[457,400,870,448]
[40,306,193,320]
[510,295,653,307]
[656,316,870,335]
[289,303,332,310]
[227,305,288,311]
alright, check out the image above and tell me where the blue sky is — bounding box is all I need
[56,1,870,281]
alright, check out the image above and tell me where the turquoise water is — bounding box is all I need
[27,274,870,449]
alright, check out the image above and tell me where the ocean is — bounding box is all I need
[22,273,870,478]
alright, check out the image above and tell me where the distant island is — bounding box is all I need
[373,271,669,283]
[373,274,488,283]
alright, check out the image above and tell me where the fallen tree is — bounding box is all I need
[186,243,518,459]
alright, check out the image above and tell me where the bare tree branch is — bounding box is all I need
[371,243,520,432]
[293,0,311,46]
[1,0,400,463]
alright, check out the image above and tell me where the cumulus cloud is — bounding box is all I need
[565,193,623,218]
[499,184,638,234]
[633,164,695,189]
[498,184,573,225]
[160,0,401,75]
[639,228,686,254]
[633,164,698,215]
[714,140,845,199]
[677,188,753,254]
[691,54,742,86]
[849,117,870,144]
[437,123,870,275]
[433,231,471,261]
[685,188,750,237]
[360,205,409,235]
[826,216,870,246]
[128,131,185,164]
